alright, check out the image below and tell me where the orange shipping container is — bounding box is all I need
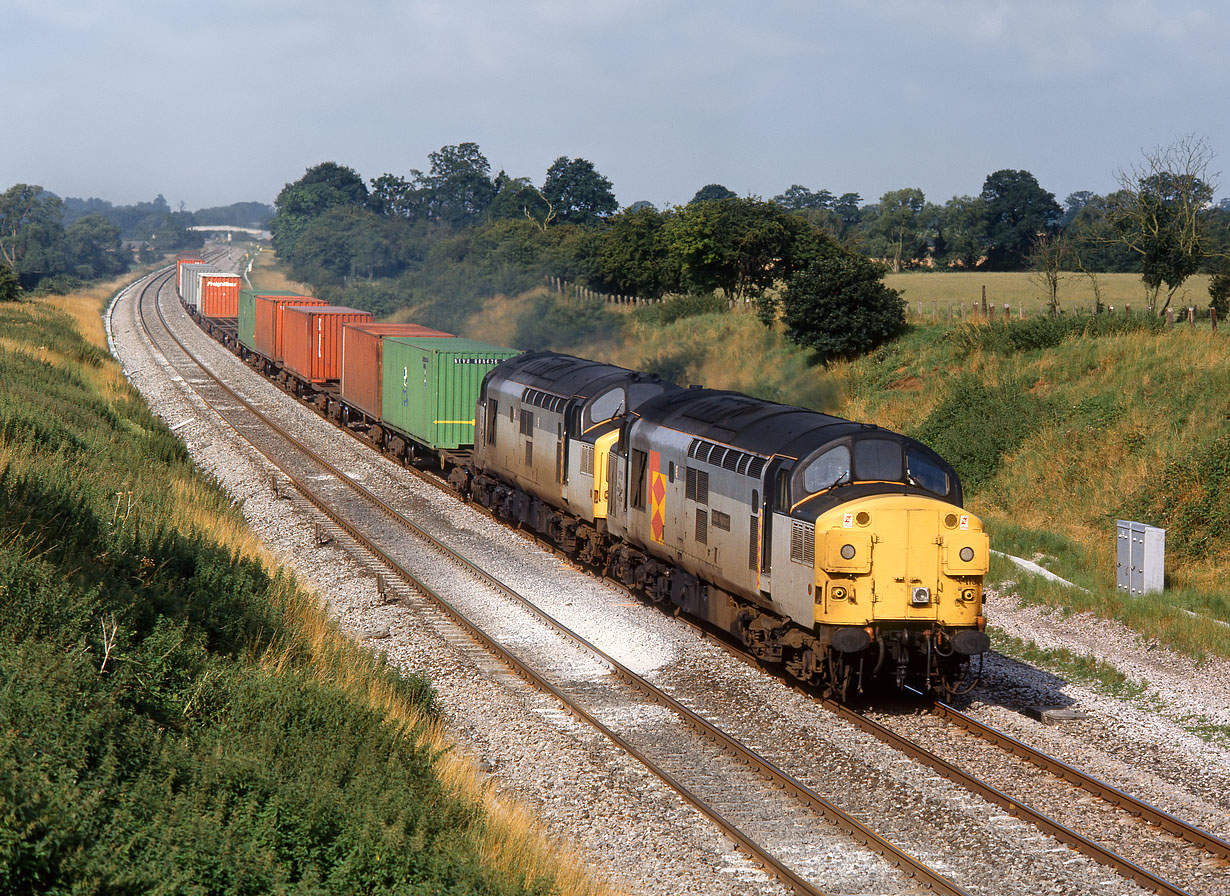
[253,295,327,361]
[341,322,452,420]
[200,273,241,318]
[282,305,373,383]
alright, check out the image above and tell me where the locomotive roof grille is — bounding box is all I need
[686,437,767,480]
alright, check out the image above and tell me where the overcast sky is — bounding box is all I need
[4,1,1227,212]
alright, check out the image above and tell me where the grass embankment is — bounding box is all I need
[453,274,1230,670]
[0,276,608,895]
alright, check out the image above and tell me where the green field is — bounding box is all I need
[886,271,1215,317]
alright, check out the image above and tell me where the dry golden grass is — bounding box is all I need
[246,247,314,294]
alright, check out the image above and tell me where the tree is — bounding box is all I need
[665,197,806,306]
[489,174,553,229]
[541,157,618,226]
[0,262,20,302]
[594,205,679,299]
[420,142,496,228]
[1107,135,1223,314]
[689,184,736,204]
[64,215,128,279]
[930,195,986,268]
[1028,231,1069,315]
[272,162,369,259]
[1209,267,1230,316]
[0,184,64,270]
[868,188,926,271]
[368,174,423,219]
[773,185,835,211]
[779,249,906,360]
[979,169,1061,270]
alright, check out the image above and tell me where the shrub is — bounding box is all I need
[910,374,1054,494]
[514,295,621,351]
[1121,432,1230,562]
[779,251,905,360]
[634,292,726,326]
[949,311,1165,355]
[1210,270,1230,317]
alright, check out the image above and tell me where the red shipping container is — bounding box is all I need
[253,295,327,361]
[200,273,241,318]
[282,305,373,383]
[341,322,452,420]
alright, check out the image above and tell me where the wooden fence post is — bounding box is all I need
[1003,303,1010,321]
[981,286,988,317]
[1212,307,1218,331]
[1189,306,1196,327]
[1166,308,1175,329]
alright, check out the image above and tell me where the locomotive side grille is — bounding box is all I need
[749,515,759,570]
[790,521,815,566]
[695,470,709,504]
[696,509,708,544]
[525,441,533,466]
[712,509,730,530]
[686,467,696,500]
[580,443,594,476]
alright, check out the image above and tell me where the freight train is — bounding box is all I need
[178,256,990,699]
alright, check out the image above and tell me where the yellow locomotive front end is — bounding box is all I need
[813,493,990,693]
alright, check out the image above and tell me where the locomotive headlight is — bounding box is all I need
[960,587,977,602]
[959,546,975,562]
[830,586,848,600]
[840,543,856,560]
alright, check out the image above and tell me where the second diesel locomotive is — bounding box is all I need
[471,352,990,699]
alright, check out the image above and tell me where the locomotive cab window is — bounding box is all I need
[853,438,902,482]
[905,447,950,496]
[589,388,624,426]
[800,445,851,494]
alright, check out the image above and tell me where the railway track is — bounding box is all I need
[127,264,969,895]
[109,260,1227,896]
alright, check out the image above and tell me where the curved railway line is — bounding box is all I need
[108,260,1230,896]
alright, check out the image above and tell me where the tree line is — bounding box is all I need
[269,137,1230,360]
[0,188,274,300]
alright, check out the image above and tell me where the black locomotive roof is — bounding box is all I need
[633,387,882,461]
[491,351,677,400]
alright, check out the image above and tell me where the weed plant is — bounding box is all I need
[0,283,604,895]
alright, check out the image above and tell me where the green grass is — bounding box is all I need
[0,284,605,896]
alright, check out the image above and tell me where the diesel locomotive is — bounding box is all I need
[470,352,990,699]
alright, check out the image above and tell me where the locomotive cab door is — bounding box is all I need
[592,429,618,520]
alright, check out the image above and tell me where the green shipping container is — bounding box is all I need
[381,337,520,451]
[238,289,305,353]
